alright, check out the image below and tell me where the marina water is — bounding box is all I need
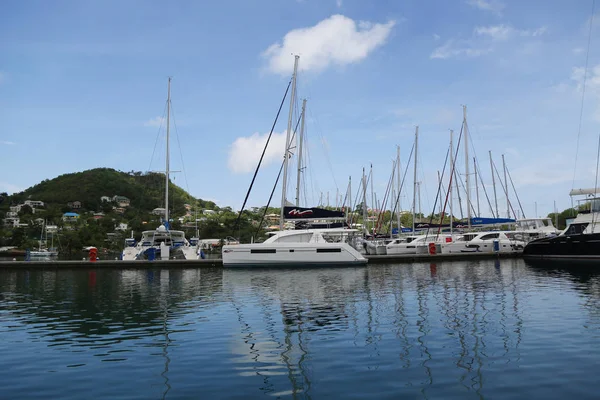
[1,260,599,399]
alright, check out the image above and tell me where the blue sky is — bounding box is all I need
[2,0,600,219]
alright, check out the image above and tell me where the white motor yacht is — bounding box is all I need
[442,231,525,254]
[222,228,366,267]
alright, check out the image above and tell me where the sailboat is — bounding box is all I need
[122,78,200,261]
[29,220,58,259]
[221,56,366,267]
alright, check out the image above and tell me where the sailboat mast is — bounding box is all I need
[295,98,306,207]
[165,77,171,227]
[490,151,499,218]
[370,164,374,234]
[450,130,454,235]
[280,55,299,230]
[412,126,419,233]
[502,154,509,218]
[474,157,480,217]
[463,105,471,229]
[362,168,368,234]
[396,145,401,233]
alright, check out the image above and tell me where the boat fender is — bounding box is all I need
[428,242,436,255]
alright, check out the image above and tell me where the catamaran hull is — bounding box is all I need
[222,243,367,267]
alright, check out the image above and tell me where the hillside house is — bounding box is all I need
[3,217,19,227]
[5,211,18,218]
[116,222,128,231]
[113,207,125,214]
[9,205,21,213]
[100,196,112,203]
[67,201,82,209]
[62,212,80,222]
[112,195,130,207]
[202,209,216,215]
[24,200,44,207]
[152,207,166,216]
[93,212,105,220]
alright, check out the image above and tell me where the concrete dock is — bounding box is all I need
[0,252,521,269]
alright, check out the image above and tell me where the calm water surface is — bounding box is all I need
[1,259,600,399]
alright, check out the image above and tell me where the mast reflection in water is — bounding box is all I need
[1,260,600,399]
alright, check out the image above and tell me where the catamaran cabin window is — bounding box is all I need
[480,233,499,240]
[316,248,342,253]
[250,249,277,254]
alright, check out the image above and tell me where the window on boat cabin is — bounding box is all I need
[565,223,589,235]
[316,248,342,253]
[273,233,313,243]
[479,233,499,240]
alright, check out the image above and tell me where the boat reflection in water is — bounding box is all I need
[1,260,600,399]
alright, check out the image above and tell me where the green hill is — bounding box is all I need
[5,168,218,214]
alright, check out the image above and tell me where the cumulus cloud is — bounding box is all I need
[262,14,395,75]
[228,131,287,174]
[1,140,16,145]
[466,0,505,15]
[0,182,23,194]
[144,116,165,127]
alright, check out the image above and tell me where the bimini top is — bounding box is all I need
[570,188,600,196]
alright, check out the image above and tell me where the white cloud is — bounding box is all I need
[228,131,287,173]
[430,39,491,59]
[144,116,165,127]
[1,140,16,145]
[262,14,396,75]
[431,24,546,59]
[571,63,600,121]
[474,24,547,41]
[433,33,441,41]
[0,182,23,194]
[573,47,585,54]
[466,0,505,15]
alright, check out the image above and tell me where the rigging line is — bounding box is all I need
[439,123,465,233]
[572,0,596,191]
[169,103,191,195]
[491,160,517,219]
[474,155,496,218]
[390,142,415,223]
[592,134,600,232]
[232,79,292,235]
[254,117,302,237]
[375,160,397,233]
[148,100,169,173]
[307,107,339,192]
[423,145,450,239]
[506,165,526,219]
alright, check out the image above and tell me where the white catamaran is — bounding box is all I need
[122,78,200,261]
[222,56,367,267]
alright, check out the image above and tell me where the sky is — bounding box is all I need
[2,0,600,219]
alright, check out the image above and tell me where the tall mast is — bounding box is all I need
[396,145,401,232]
[502,154,509,218]
[463,105,471,229]
[348,176,352,223]
[280,55,299,230]
[450,130,454,235]
[362,167,368,234]
[412,126,419,233]
[474,157,480,217]
[490,150,499,218]
[295,98,306,207]
[165,77,171,227]
[370,164,374,234]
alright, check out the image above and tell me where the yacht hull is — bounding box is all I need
[523,233,600,260]
[222,243,367,267]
